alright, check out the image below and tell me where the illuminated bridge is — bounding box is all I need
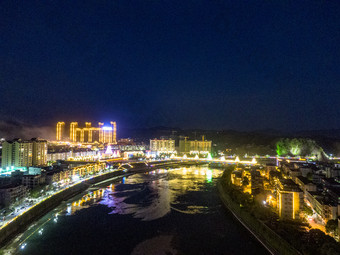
[170,155,258,165]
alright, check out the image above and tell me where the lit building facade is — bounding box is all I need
[57,122,117,144]
[179,136,211,154]
[0,184,28,207]
[70,122,78,142]
[1,138,47,168]
[150,139,175,153]
[47,149,100,162]
[45,162,106,184]
[2,139,32,168]
[32,138,48,166]
[56,122,65,141]
[22,174,46,189]
[277,179,303,219]
[306,191,338,221]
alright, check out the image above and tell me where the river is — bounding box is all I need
[4,166,268,255]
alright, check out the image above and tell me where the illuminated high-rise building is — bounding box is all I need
[111,121,117,144]
[1,139,32,168]
[277,179,303,219]
[86,122,93,142]
[31,138,48,166]
[56,122,65,141]
[1,138,47,168]
[70,122,78,142]
[98,122,104,142]
[57,121,117,144]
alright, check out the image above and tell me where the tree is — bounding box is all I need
[303,203,313,216]
[325,219,338,234]
[290,138,302,155]
[276,139,288,156]
[320,242,340,255]
[242,176,249,187]
[275,138,324,157]
[307,172,313,181]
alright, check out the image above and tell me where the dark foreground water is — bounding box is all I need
[5,166,268,255]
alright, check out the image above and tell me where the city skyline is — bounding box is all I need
[1,1,340,131]
[2,1,340,254]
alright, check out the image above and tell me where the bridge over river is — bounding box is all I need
[171,155,258,165]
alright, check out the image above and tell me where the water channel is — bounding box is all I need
[4,166,269,255]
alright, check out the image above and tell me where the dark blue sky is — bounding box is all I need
[1,0,340,131]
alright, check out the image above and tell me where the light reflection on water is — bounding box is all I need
[7,165,269,255]
[66,166,222,221]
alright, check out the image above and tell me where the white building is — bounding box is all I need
[1,138,47,168]
[47,150,99,162]
[150,139,175,153]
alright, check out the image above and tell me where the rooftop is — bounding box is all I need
[296,176,313,185]
[279,178,303,192]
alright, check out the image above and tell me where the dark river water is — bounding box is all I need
[5,166,268,255]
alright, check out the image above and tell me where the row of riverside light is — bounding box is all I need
[0,163,120,231]
[171,154,257,165]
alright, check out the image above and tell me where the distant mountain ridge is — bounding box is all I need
[122,126,340,156]
[1,120,340,155]
[294,129,340,139]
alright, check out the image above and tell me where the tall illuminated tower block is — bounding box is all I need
[56,122,65,141]
[2,138,47,168]
[70,122,78,142]
[86,122,93,142]
[56,121,117,144]
[111,121,117,144]
[98,122,104,143]
[277,179,303,219]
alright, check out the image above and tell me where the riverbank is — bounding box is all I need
[217,170,300,255]
[0,169,127,248]
[2,166,270,255]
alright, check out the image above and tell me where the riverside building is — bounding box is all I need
[1,138,47,169]
[277,178,304,219]
[178,136,212,155]
[150,139,175,153]
[0,184,28,207]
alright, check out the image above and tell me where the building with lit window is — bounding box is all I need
[56,122,117,144]
[45,162,106,184]
[56,122,65,141]
[47,149,99,162]
[306,191,338,221]
[2,139,32,168]
[31,138,48,166]
[150,139,175,153]
[0,184,28,207]
[1,138,47,169]
[22,174,46,189]
[178,136,211,155]
[277,178,303,219]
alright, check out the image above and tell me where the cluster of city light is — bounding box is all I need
[56,121,117,144]
[0,163,120,232]
[0,166,27,176]
[5,160,227,251]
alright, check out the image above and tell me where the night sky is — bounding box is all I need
[1,0,340,131]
